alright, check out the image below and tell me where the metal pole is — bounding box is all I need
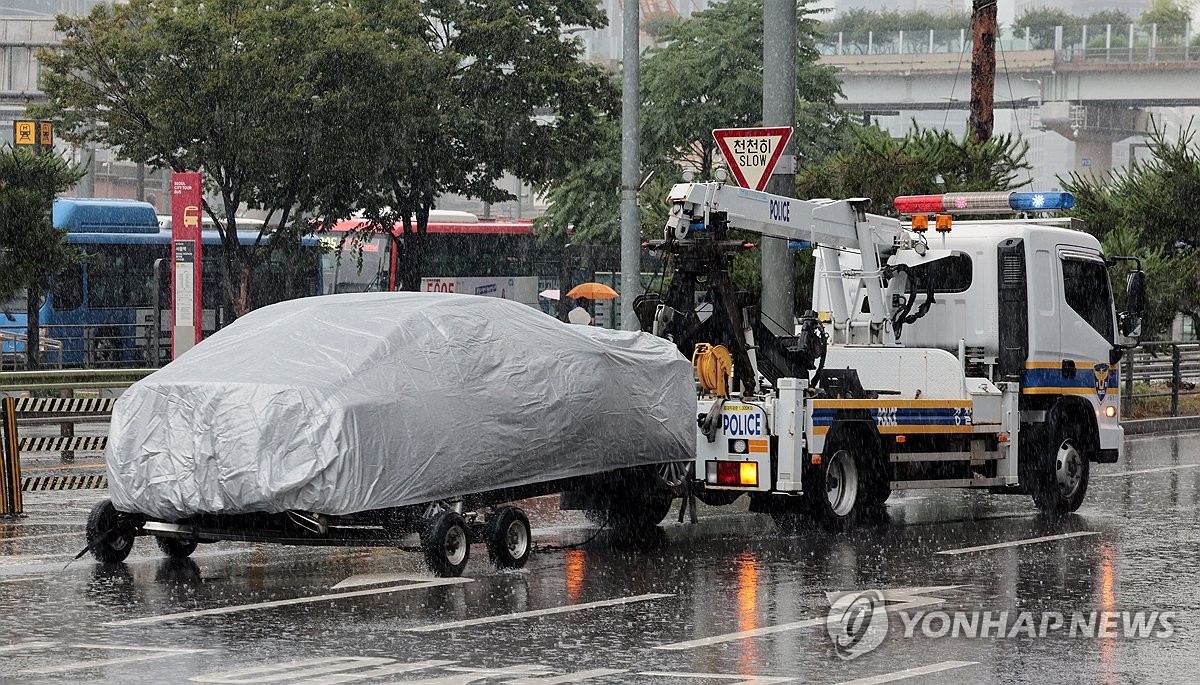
[152,258,164,367]
[1171,343,1181,416]
[619,0,640,331]
[761,0,796,336]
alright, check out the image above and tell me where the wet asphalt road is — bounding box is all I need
[2,431,1198,685]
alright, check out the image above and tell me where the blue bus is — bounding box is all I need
[1,198,323,367]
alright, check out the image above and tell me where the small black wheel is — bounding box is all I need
[155,536,198,559]
[486,506,531,569]
[1031,422,1091,514]
[86,499,135,563]
[421,511,471,577]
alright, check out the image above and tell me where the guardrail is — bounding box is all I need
[0,368,154,516]
[1122,341,1200,418]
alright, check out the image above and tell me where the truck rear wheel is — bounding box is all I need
[421,511,471,577]
[804,428,883,532]
[155,536,198,559]
[1031,423,1090,514]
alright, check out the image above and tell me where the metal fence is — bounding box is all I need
[1122,341,1200,418]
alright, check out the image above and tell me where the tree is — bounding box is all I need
[641,0,844,180]
[1062,122,1200,337]
[346,0,617,291]
[0,148,86,369]
[1015,7,1078,49]
[37,0,367,316]
[796,124,1031,216]
[538,0,846,247]
[1139,0,1191,44]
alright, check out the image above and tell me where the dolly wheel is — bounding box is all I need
[86,499,135,563]
[486,506,531,570]
[155,536,198,559]
[421,511,471,577]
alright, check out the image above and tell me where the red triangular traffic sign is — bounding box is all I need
[712,127,794,191]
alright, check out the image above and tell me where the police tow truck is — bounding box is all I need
[637,182,1145,529]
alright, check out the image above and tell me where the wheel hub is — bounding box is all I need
[825,450,859,517]
[505,520,529,559]
[1055,440,1083,497]
[444,525,467,565]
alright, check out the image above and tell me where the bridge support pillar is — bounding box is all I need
[1039,101,1149,176]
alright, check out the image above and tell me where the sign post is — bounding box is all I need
[171,172,203,359]
[712,127,794,192]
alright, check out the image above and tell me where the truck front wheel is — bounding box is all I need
[1031,423,1090,514]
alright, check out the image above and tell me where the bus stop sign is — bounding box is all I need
[712,127,793,192]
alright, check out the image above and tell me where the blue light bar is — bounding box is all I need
[788,240,813,250]
[1008,192,1074,212]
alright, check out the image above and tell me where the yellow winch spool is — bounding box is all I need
[692,343,733,398]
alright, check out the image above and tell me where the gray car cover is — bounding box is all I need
[106,292,695,520]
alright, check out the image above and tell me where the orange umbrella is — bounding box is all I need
[566,282,619,300]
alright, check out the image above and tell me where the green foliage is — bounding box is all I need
[1014,7,1134,49]
[820,7,969,43]
[539,0,845,251]
[1062,122,1200,337]
[642,0,843,178]
[346,0,616,290]
[0,147,86,367]
[1140,0,1191,43]
[796,124,1031,216]
[37,0,368,314]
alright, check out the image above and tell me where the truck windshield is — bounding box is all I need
[1062,257,1114,342]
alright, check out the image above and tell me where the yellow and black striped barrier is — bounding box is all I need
[0,393,118,516]
[22,474,108,491]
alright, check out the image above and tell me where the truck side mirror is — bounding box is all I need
[1125,270,1145,316]
[1119,270,1145,341]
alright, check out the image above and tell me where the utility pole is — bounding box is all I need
[761,0,796,335]
[619,0,641,331]
[969,0,997,144]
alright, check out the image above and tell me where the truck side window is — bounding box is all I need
[1061,258,1113,341]
[52,264,83,311]
[905,253,972,293]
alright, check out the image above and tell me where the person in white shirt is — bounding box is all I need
[567,297,593,325]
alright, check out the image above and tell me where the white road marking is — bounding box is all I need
[406,593,673,632]
[656,587,958,651]
[0,576,54,584]
[191,657,399,684]
[24,645,208,674]
[638,672,796,684]
[936,531,1100,555]
[104,577,473,626]
[501,669,630,684]
[1093,464,1200,478]
[332,572,428,590]
[832,660,978,685]
[0,640,58,653]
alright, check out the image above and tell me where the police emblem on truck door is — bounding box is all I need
[1094,363,1111,401]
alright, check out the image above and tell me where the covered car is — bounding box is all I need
[106,292,695,521]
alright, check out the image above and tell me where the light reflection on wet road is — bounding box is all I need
[1,431,1198,684]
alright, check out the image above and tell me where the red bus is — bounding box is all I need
[321,212,544,304]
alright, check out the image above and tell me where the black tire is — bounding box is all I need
[86,499,135,563]
[1030,422,1091,514]
[803,436,867,532]
[486,506,531,569]
[421,511,471,577]
[585,491,674,531]
[155,536,198,559]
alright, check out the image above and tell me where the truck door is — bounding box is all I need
[1056,249,1116,399]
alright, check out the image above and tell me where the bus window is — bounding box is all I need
[87,245,163,309]
[52,264,84,311]
[329,236,388,293]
